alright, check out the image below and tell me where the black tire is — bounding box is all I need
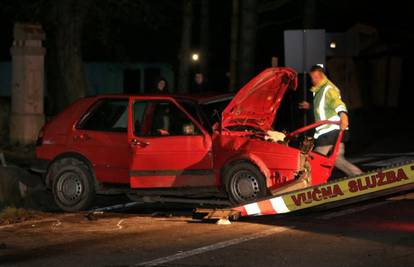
[49,157,96,212]
[223,162,268,205]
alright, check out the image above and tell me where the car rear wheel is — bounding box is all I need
[49,157,96,212]
[224,162,267,205]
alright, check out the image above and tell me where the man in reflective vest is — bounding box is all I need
[299,65,362,176]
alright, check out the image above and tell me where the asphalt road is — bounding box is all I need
[1,197,413,267]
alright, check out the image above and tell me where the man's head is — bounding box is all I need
[194,73,204,85]
[309,65,326,86]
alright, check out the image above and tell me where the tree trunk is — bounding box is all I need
[45,0,89,114]
[178,0,193,93]
[229,0,240,91]
[238,0,257,86]
[200,0,209,77]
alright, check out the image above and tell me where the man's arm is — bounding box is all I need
[327,88,347,114]
[327,88,348,130]
[339,112,349,130]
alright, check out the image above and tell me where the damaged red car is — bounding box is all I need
[35,67,343,211]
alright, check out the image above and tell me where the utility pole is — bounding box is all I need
[9,23,45,144]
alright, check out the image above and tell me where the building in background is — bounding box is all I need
[0,62,174,97]
[0,62,174,143]
[326,24,402,109]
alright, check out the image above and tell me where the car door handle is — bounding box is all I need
[131,139,150,147]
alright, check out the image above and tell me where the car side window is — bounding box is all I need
[133,100,202,137]
[78,99,128,132]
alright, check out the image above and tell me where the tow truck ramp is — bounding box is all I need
[194,160,414,221]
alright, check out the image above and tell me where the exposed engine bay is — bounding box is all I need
[264,130,315,194]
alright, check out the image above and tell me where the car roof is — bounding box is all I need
[90,92,234,104]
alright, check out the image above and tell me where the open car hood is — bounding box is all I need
[222,67,297,132]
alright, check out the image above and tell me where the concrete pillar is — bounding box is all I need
[9,23,45,145]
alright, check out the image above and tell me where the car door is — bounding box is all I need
[127,97,214,189]
[71,98,130,184]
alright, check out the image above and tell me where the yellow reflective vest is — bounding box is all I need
[310,77,347,139]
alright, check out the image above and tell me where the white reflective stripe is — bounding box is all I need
[315,115,340,131]
[318,85,331,120]
[270,197,290,213]
[314,124,340,139]
[244,203,261,215]
[327,114,341,121]
[335,105,347,114]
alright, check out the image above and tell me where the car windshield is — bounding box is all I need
[201,98,231,127]
[178,97,232,133]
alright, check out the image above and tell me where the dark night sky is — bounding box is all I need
[0,0,413,86]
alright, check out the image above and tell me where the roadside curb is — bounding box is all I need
[387,192,414,200]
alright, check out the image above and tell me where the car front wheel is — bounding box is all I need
[224,162,268,205]
[50,157,96,212]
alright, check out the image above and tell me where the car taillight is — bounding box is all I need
[36,127,44,146]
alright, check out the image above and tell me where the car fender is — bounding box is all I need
[46,151,99,191]
[222,153,272,187]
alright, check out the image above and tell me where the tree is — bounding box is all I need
[238,0,257,86]
[229,0,240,91]
[1,0,175,113]
[45,0,91,114]
[1,0,95,113]
[303,0,316,28]
[200,0,209,78]
[177,0,193,93]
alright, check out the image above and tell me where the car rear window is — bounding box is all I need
[77,99,128,132]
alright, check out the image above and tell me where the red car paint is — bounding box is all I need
[36,67,342,196]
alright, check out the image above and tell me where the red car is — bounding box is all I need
[36,68,343,211]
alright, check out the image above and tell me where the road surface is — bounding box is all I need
[1,197,413,267]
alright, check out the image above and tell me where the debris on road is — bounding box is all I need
[0,164,57,211]
[151,211,173,218]
[216,218,232,225]
[90,201,144,213]
[85,211,103,221]
[193,208,241,221]
[51,220,62,228]
[116,219,125,229]
[0,207,36,225]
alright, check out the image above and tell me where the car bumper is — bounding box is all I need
[30,159,50,174]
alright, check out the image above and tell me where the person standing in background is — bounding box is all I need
[154,78,169,94]
[191,72,207,93]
